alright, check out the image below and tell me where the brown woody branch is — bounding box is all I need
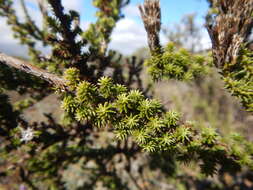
[206,0,253,68]
[139,0,161,54]
[0,52,67,90]
[47,0,77,52]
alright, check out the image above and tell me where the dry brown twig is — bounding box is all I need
[206,0,253,69]
[139,0,161,54]
[0,52,67,90]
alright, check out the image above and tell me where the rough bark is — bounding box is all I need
[206,0,253,68]
[0,52,67,90]
[139,0,161,54]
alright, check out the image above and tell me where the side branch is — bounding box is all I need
[0,52,67,90]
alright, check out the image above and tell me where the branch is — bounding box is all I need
[206,0,253,68]
[139,0,161,54]
[205,0,253,113]
[47,0,77,51]
[0,52,67,90]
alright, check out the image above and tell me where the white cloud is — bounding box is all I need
[62,0,83,12]
[199,29,212,50]
[109,18,148,55]
[123,4,140,18]
[0,15,28,56]
[12,0,43,27]
[24,0,82,15]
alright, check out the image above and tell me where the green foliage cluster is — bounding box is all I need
[62,68,253,176]
[222,48,253,112]
[84,0,128,55]
[145,43,210,81]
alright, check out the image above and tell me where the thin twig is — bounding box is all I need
[139,0,161,54]
[0,52,67,90]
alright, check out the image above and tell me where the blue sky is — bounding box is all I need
[82,0,209,23]
[0,0,211,56]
